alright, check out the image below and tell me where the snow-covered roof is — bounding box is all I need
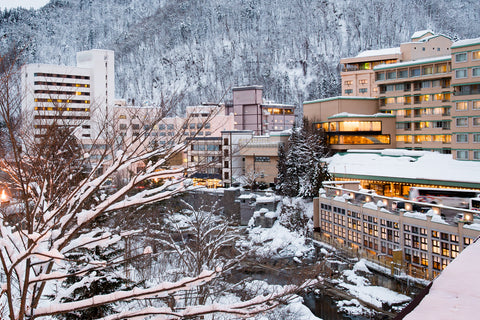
[303,96,377,105]
[452,37,480,49]
[374,55,451,70]
[355,47,401,58]
[324,150,480,187]
[328,112,395,119]
[411,30,434,39]
[404,238,480,319]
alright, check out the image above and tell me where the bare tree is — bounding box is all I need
[0,46,315,319]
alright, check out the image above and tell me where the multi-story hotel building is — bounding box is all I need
[305,31,480,160]
[450,38,480,160]
[314,181,480,279]
[22,49,115,138]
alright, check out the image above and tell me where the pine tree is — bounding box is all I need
[277,118,330,198]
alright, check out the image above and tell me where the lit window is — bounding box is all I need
[344,80,353,85]
[473,51,480,60]
[455,69,468,79]
[455,53,467,62]
[456,101,468,111]
[359,79,368,85]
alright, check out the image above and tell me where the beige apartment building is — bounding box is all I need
[221,130,290,188]
[306,31,480,160]
[450,38,480,160]
[314,181,480,279]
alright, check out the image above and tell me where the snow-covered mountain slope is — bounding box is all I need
[1,0,480,111]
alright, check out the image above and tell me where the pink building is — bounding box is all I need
[229,86,295,135]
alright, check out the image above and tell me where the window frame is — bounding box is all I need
[455,52,468,63]
[456,117,468,127]
[455,68,468,79]
[456,133,468,143]
[456,150,469,160]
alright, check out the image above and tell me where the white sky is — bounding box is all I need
[0,0,49,10]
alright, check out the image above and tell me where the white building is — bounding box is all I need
[21,49,115,138]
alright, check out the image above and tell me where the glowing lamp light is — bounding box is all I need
[0,190,9,203]
[365,196,371,202]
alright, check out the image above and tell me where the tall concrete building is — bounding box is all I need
[22,49,115,138]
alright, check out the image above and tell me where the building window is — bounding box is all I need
[410,68,421,77]
[473,67,480,77]
[422,66,433,75]
[345,89,353,94]
[473,51,480,60]
[397,69,408,78]
[359,88,368,93]
[456,117,468,127]
[473,117,480,126]
[456,101,468,111]
[435,64,448,73]
[455,53,467,63]
[376,73,385,81]
[474,151,480,160]
[359,79,368,85]
[456,150,468,160]
[387,71,396,80]
[473,101,480,110]
[254,156,270,162]
[344,80,353,85]
[455,69,468,79]
[474,133,480,143]
[456,133,468,143]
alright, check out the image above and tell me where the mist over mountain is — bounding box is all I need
[2,0,480,112]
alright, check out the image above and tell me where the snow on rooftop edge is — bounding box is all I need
[404,238,480,320]
[411,30,434,39]
[355,47,401,58]
[325,150,480,184]
[452,37,480,48]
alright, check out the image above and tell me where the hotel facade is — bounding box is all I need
[314,181,480,280]
[22,49,115,139]
[304,31,480,160]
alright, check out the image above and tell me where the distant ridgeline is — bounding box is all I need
[1,0,480,109]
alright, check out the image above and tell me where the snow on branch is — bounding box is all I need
[33,269,219,317]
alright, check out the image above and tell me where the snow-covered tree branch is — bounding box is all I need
[0,46,314,319]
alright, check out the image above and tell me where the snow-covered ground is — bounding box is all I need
[332,260,411,311]
[238,221,314,259]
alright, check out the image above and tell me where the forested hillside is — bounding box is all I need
[2,0,480,112]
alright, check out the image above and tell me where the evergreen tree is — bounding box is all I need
[277,118,331,198]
